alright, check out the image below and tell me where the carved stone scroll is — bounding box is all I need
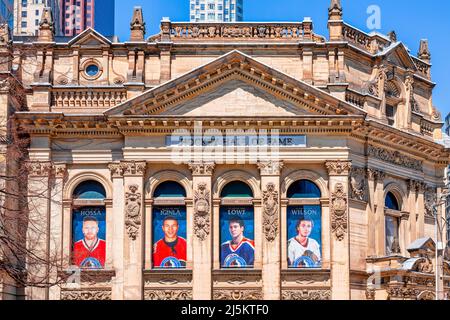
[193,182,210,241]
[262,182,279,242]
[330,183,348,241]
[125,184,141,240]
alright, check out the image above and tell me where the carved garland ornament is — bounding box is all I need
[125,184,142,240]
[144,290,192,300]
[61,290,111,300]
[213,290,262,300]
[262,182,279,242]
[193,182,211,241]
[330,183,348,241]
[282,290,331,300]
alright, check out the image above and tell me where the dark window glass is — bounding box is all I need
[73,181,106,200]
[385,192,399,211]
[154,181,186,198]
[287,180,321,199]
[221,181,253,198]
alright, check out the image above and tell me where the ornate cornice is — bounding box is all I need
[257,160,284,176]
[325,160,352,176]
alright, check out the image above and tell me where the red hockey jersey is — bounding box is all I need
[153,237,187,268]
[72,238,106,268]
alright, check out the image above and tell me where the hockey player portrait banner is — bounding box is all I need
[220,206,255,268]
[287,205,322,268]
[72,206,107,269]
[152,206,187,268]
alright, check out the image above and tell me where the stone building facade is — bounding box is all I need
[0,1,449,300]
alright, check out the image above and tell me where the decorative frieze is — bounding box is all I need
[282,289,331,300]
[330,183,348,241]
[325,160,352,176]
[213,290,263,300]
[144,290,192,300]
[125,184,142,240]
[349,166,367,202]
[193,182,211,241]
[257,161,284,176]
[262,182,279,242]
[188,162,215,176]
[61,290,112,300]
[367,145,423,172]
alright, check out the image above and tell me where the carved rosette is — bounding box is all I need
[144,290,192,300]
[262,182,279,242]
[188,162,215,176]
[282,289,331,300]
[125,184,142,240]
[330,183,348,241]
[325,160,352,176]
[26,161,53,177]
[257,161,284,176]
[213,290,263,300]
[61,290,111,300]
[193,182,211,241]
[349,166,367,201]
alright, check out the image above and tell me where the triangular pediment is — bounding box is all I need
[105,50,366,117]
[68,28,112,47]
[380,43,417,71]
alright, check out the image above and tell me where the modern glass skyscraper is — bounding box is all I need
[0,0,13,27]
[189,0,243,22]
[60,0,114,37]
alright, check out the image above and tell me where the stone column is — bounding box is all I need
[416,182,425,239]
[367,169,377,257]
[325,160,351,300]
[189,162,215,300]
[407,180,417,245]
[108,163,125,300]
[374,171,386,256]
[25,161,53,300]
[122,161,147,300]
[257,161,283,300]
[48,164,67,300]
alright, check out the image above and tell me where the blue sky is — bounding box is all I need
[114,0,450,117]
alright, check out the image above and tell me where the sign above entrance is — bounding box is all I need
[166,135,307,148]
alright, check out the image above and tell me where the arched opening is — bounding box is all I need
[287,180,322,269]
[219,181,254,268]
[71,180,107,269]
[152,181,187,269]
[385,191,401,255]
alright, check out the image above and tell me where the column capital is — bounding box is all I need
[188,162,215,176]
[367,168,386,182]
[257,160,284,176]
[26,161,53,177]
[325,160,352,176]
[108,161,147,177]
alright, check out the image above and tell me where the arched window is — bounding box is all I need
[385,192,401,256]
[219,181,254,269]
[152,181,187,269]
[71,180,107,269]
[287,180,321,199]
[287,180,322,269]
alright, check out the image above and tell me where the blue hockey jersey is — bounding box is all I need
[220,238,255,267]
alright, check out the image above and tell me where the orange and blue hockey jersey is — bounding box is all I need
[220,238,255,267]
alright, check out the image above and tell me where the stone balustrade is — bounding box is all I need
[51,89,127,109]
[342,23,388,54]
[164,22,321,41]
